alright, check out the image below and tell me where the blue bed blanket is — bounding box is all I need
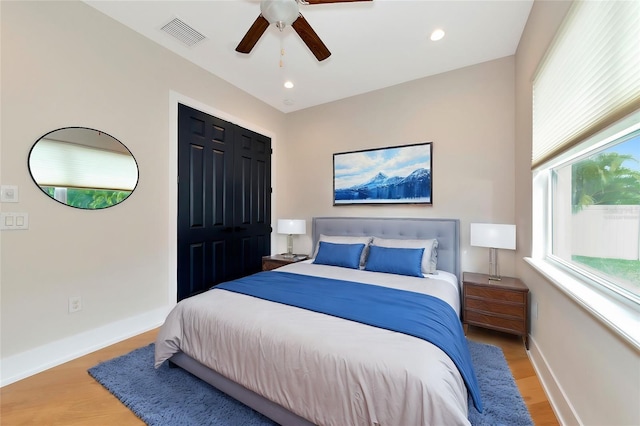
[215,270,483,411]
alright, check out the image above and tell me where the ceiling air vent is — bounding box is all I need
[161,18,206,47]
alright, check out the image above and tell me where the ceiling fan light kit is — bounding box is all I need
[236,0,372,62]
[261,0,300,30]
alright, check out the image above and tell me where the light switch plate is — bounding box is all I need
[0,185,19,202]
[0,213,29,230]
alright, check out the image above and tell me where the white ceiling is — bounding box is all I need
[84,0,533,113]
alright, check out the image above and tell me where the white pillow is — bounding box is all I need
[371,237,438,274]
[313,234,373,267]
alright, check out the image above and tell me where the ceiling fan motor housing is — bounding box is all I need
[260,0,300,29]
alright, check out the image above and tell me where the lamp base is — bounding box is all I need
[487,248,501,281]
[282,253,295,259]
[285,234,294,258]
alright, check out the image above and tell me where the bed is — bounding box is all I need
[155,217,481,426]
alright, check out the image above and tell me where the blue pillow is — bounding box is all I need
[364,246,425,277]
[313,242,365,269]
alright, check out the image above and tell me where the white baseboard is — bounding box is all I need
[0,306,171,387]
[527,335,582,425]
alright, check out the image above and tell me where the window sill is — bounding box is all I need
[525,257,640,351]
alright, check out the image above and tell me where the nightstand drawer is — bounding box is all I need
[462,272,529,349]
[465,298,525,317]
[465,311,526,334]
[465,286,525,303]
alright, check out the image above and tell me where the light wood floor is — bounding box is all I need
[1,326,559,425]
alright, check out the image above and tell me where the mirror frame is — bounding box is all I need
[28,127,139,210]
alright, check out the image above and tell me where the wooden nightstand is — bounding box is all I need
[262,254,309,271]
[462,272,529,349]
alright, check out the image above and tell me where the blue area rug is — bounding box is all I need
[89,340,532,426]
[466,341,533,426]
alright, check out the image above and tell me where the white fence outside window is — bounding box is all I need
[571,205,640,261]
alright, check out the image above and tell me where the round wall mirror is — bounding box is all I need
[28,127,139,209]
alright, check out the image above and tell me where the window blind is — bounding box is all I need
[29,139,138,190]
[531,0,640,169]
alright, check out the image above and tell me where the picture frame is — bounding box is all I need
[333,142,433,205]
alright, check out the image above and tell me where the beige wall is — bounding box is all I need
[281,57,517,275]
[1,0,286,383]
[515,1,640,425]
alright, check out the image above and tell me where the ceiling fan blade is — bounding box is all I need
[304,0,372,4]
[236,15,270,54]
[291,14,331,61]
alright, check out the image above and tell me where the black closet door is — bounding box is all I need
[177,104,271,300]
[230,125,272,279]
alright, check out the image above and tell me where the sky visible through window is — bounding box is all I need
[607,133,640,171]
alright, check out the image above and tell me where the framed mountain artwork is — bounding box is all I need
[333,142,433,205]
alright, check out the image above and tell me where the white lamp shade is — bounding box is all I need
[470,223,516,250]
[277,219,306,235]
[260,0,299,26]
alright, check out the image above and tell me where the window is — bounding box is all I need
[530,0,640,345]
[549,126,640,303]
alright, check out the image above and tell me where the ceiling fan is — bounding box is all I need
[236,0,372,62]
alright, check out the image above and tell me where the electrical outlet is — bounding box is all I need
[69,296,82,313]
[532,301,538,319]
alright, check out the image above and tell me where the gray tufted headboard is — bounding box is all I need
[312,217,461,282]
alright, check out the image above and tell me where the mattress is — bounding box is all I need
[155,261,471,426]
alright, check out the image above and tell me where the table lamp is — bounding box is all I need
[470,223,516,281]
[277,219,306,258]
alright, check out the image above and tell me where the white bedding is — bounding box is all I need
[155,262,470,426]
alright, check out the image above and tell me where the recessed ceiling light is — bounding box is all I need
[430,29,445,41]
[284,81,294,89]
